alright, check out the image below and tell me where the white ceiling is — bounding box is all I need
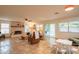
[0,5,79,23]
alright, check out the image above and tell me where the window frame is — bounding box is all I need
[59,21,79,33]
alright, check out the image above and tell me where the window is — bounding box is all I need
[69,21,79,32]
[1,23,10,34]
[36,24,40,31]
[25,25,29,32]
[59,23,68,32]
[45,24,50,36]
[36,24,43,31]
[59,21,79,32]
[45,24,55,37]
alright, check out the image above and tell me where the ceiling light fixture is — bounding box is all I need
[65,5,74,11]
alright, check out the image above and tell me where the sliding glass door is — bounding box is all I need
[45,24,55,37]
[44,24,55,46]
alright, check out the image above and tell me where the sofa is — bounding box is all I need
[68,37,79,46]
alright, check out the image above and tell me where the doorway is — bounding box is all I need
[44,24,55,46]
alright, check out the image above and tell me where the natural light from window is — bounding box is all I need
[59,21,79,32]
[1,23,9,34]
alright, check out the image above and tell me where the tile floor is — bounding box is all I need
[0,38,51,54]
[0,38,79,54]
